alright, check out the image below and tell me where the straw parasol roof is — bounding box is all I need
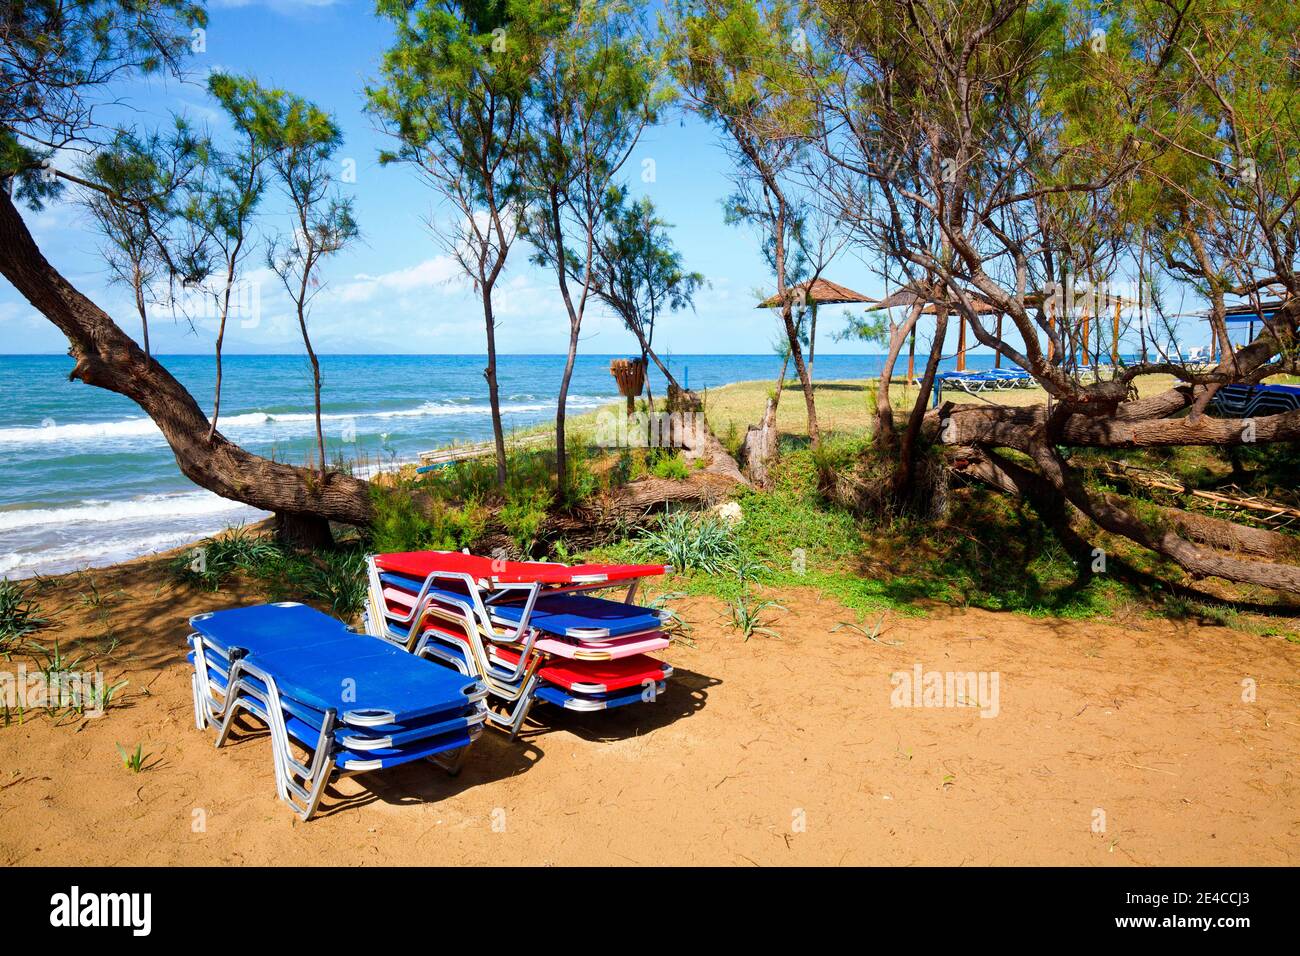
[757,277,873,309]
[863,284,1000,314]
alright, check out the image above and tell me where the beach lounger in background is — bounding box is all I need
[188,602,487,820]
[362,551,674,736]
[1209,382,1300,418]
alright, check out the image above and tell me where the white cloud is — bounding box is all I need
[334,256,465,304]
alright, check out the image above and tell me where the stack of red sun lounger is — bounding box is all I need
[363,551,674,735]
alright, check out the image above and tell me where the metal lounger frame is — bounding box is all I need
[189,633,482,820]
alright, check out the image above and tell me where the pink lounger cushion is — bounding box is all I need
[529,633,670,659]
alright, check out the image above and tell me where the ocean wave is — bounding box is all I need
[0,396,611,447]
[0,530,215,577]
[0,492,259,532]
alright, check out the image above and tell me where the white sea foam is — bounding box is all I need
[0,492,253,532]
[0,530,218,577]
[0,397,610,446]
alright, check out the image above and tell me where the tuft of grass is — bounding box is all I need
[169,525,282,592]
[170,528,372,620]
[650,451,691,481]
[300,549,370,619]
[635,511,740,574]
[0,579,47,655]
[726,593,783,640]
[116,742,152,773]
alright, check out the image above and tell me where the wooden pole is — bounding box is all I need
[956,310,966,372]
[808,301,817,382]
[1080,302,1090,367]
[1111,296,1121,365]
[907,325,916,382]
[1047,300,1055,362]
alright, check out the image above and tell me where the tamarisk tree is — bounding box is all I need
[0,1,372,540]
[582,188,704,402]
[191,72,279,441]
[674,0,829,447]
[369,0,547,488]
[807,0,1300,592]
[264,92,359,496]
[521,0,666,495]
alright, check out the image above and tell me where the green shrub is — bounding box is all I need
[635,510,740,574]
[369,480,485,554]
[651,451,690,480]
[501,484,552,554]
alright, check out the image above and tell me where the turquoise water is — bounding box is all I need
[0,352,989,576]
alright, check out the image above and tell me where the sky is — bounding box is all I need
[0,0,1205,358]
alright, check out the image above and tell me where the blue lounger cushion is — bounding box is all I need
[189,602,352,656]
[280,713,477,771]
[190,641,475,731]
[533,681,666,711]
[190,604,480,724]
[380,572,664,637]
[485,593,664,638]
[193,655,481,747]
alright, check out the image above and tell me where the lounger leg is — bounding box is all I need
[509,676,542,739]
[299,757,337,822]
[191,672,206,731]
[431,743,471,777]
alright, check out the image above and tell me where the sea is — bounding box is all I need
[0,352,994,577]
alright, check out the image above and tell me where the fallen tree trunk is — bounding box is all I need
[953,444,1300,562]
[1028,440,1300,594]
[517,472,738,552]
[936,401,1300,451]
[0,189,373,535]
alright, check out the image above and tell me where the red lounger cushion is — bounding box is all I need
[493,647,670,692]
[376,551,669,586]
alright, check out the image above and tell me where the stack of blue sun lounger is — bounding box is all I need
[936,368,1035,392]
[983,368,1033,388]
[188,602,488,820]
[1209,382,1300,417]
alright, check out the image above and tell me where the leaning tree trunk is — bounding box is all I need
[0,189,372,538]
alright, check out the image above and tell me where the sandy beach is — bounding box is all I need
[3,550,1296,866]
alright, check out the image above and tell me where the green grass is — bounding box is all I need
[588,439,1152,622]
[0,579,47,656]
[169,527,370,619]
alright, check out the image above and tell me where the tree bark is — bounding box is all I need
[875,301,924,450]
[940,401,1300,451]
[555,310,581,499]
[1029,440,1300,594]
[482,285,508,489]
[894,308,948,496]
[274,511,335,549]
[0,188,372,528]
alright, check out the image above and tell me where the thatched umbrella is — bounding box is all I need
[921,296,1000,371]
[1028,286,1140,366]
[757,277,873,380]
[1193,298,1287,361]
[866,285,1001,376]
